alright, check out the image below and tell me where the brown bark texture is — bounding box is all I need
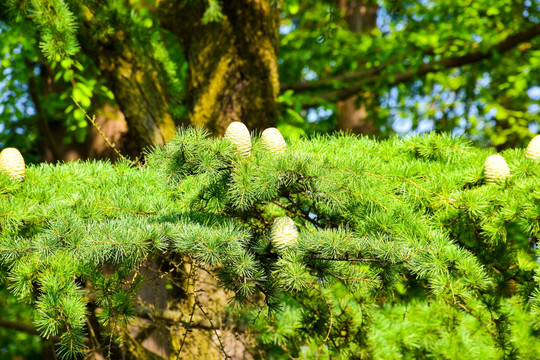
[92,34,176,150]
[115,257,255,360]
[77,6,177,153]
[159,0,280,135]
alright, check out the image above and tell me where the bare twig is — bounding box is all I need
[176,302,197,360]
[71,96,132,163]
[100,206,156,215]
[176,259,196,360]
[272,200,320,227]
[194,299,231,359]
[309,245,432,265]
[309,256,385,263]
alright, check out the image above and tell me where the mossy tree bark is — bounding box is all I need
[91,38,177,150]
[159,0,280,135]
[77,8,178,154]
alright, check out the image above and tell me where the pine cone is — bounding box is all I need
[526,135,540,159]
[0,148,25,180]
[224,122,251,157]
[261,127,286,153]
[271,216,298,253]
[484,154,510,184]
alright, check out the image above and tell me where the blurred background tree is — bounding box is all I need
[1,0,539,162]
[1,0,540,359]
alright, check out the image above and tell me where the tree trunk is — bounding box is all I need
[336,0,379,134]
[159,0,280,135]
[46,3,280,357]
[75,8,178,154]
[44,103,134,163]
[92,39,177,150]
[27,61,137,163]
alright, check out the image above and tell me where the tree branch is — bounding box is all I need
[0,319,60,342]
[280,66,383,92]
[272,199,320,227]
[281,23,540,103]
[309,256,385,263]
[135,305,247,333]
[309,245,432,265]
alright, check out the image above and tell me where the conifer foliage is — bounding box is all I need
[2,127,540,358]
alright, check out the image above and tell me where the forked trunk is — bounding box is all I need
[160,0,280,135]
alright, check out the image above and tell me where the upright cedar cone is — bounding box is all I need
[224,122,251,157]
[484,154,510,183]
[271,216,298,253]
[0,148,25,180]
[261,128,286,153]
[526,135,540,159]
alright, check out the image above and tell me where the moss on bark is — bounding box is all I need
[94,39,176,149]
[159,0,280,135]
[77,9,177,153]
